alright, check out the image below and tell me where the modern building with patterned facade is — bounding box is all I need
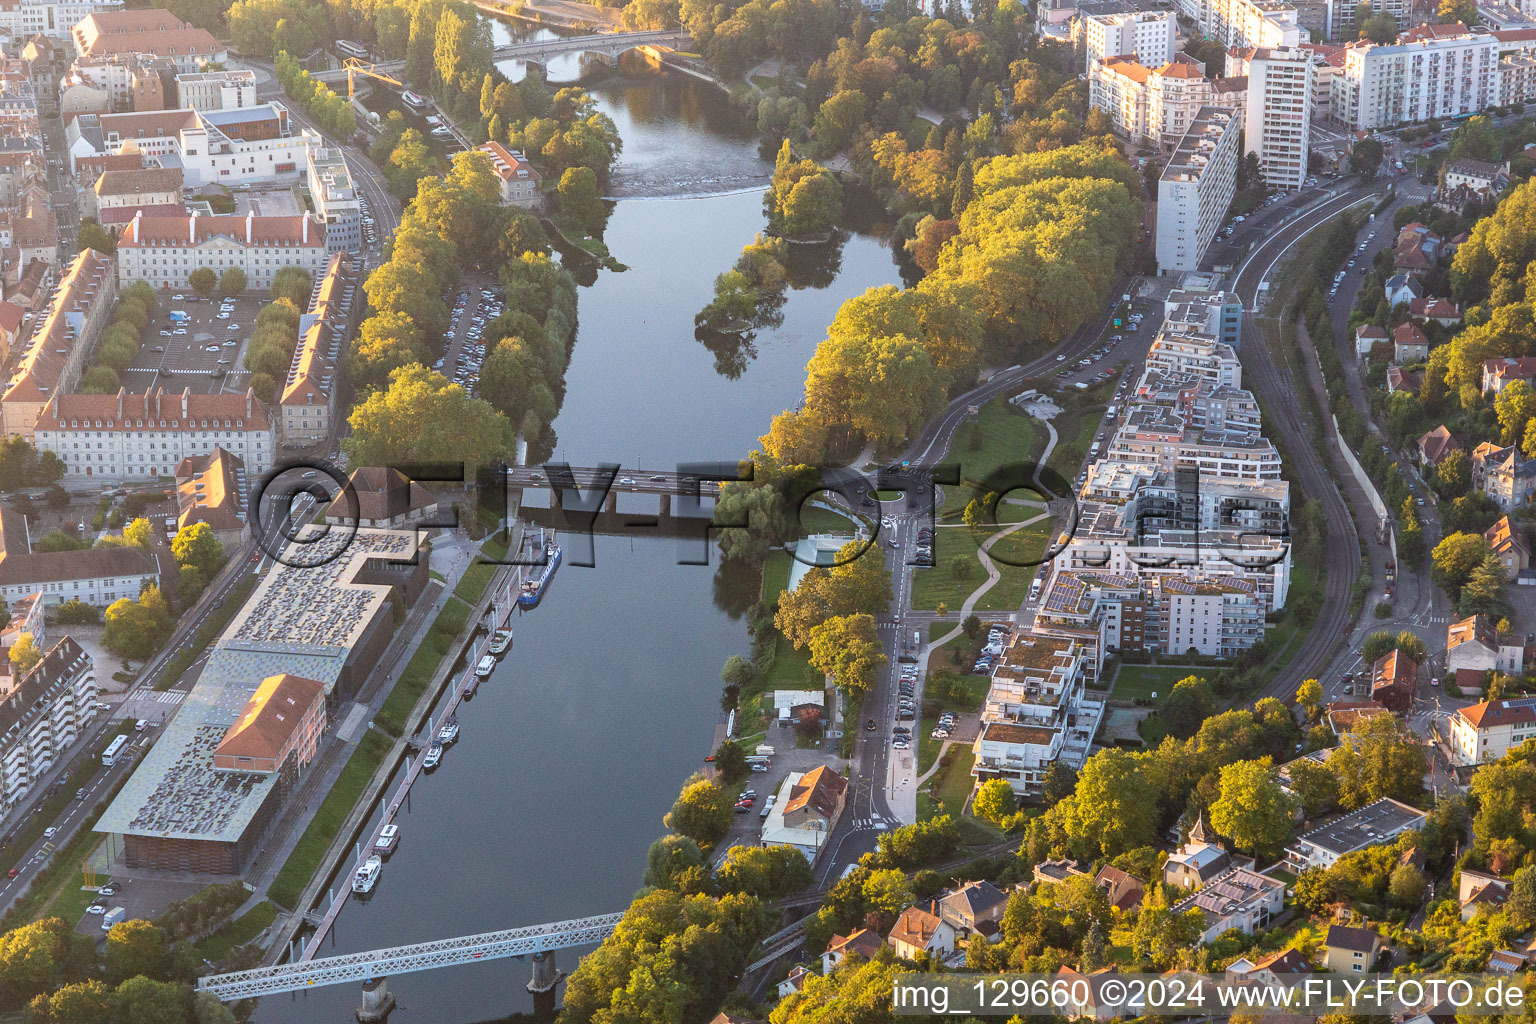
[96,526,429,872]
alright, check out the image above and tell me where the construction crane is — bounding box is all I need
[341,58,405,102]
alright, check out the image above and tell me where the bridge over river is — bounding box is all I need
[311,28,691,84]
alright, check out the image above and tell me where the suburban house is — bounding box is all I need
[1164,814,1235,888]
[1034,858,1089,885]
[1476,443,1536,510]
[1408,296,1462,326]
[1446,614,1525,676]
[1384,273,1424,307]
[1369,648,1417,713]
[1354,324,1387,357]
[776,966,812,999]
[1230,947,1311,987]
[1458,868,1511,920]
[1416,425,1463,469]
[887,901,955,960]
[936,880,1008,943]
[1284,798,1429,870]
[1448,698,1536,765]
[1093,865,1145,913]
[1483,356,1536,396]
[1392,320,1430,364]
[821,929,881,974]
[474,141,541,207]
[1323,924,1382,973]
[1488,949,1527,974]
[760,765,846,862]
[1486,516,1531,574]
[1393,223,1442,275]
[1170,866,1286,943]
[1386,367,1422,395]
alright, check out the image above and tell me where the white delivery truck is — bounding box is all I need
[100,907,127,931]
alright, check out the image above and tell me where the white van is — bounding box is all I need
[1028,579,1042,602]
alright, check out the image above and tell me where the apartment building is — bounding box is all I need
[33,386,274,478]
[1284,798,1428,868]
[1144,331,1244,387]
[0,247,113,439]
[1449,697,1536,764]
[1149,58,1215,147]
[70,9,225,72]
[114,209,329,290]
[174,69,256,112]
[0,637,95,816]
[0,0,119,38]
[1083,9,1176,73]
[174,445,248,549]
[970,634,1104,798]
[305,147,361,254]
[1156,106,1239,274]
[1245,47,1313,190]
[1089,56,1152,139]
[1336,28,1500,129]
[1192,0,1301,50]
[1326,0,1408,38]
[280,252,355,446]
[1163,287,1244,347]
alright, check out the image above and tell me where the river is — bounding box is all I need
[251,33,904,1024]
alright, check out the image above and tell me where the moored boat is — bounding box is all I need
[351,855,382,894]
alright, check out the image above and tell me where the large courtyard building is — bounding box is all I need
[70,9,225,72]
[33,386,274,478]
[0,248,114,439]
[113,209,328,290]
[95,526,429,872]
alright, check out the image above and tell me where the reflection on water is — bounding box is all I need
[249,40,903,1024]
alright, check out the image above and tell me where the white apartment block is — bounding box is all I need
[1246,47,1313,190]
[1090,56,1152,139]
[1448,698,1536,765]
[1337,29,1500,129]
[1084,10,1176,73]
[1199,0,1301,50]
[970,634,1104,797]
[1326,0,1409,39]
[114,210,329,291]
[1144,331,1244,387]
[175,70,257,112]
[1149,60,1216,145]
[1157,106,1239,274]
[0,0,120,38]
[306,147,361,254]
[33,387,275,479]
[1092,57,1218,145]
[0,638,96,817]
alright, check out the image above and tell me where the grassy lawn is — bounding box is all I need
[152,575,258,690]
[268,729,392,909]
[195,901,278,962]
[909,522,1049,613]
[374,597,471,737]
[798,505,867,535]
[1112,664,1207,702]
[940,399,1047,517]
[1046,403,1105,481]
[762,550,793,605]
[931,748,978,819]
[761,634,822,691]
[1259,555,1323,683]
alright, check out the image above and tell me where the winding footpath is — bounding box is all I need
[913,419,1059,791]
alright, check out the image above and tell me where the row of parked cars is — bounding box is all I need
[972,623,1011,674]
[931,710,956,740]
[915,526,933,567]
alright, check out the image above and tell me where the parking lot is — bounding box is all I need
[435,279,505,396]
[1049,296,1156,388]
[125,293,266,396]
[73,874,206,940]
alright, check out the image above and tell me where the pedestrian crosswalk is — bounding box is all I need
[152,690,185,704]
[851,817,894,830]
